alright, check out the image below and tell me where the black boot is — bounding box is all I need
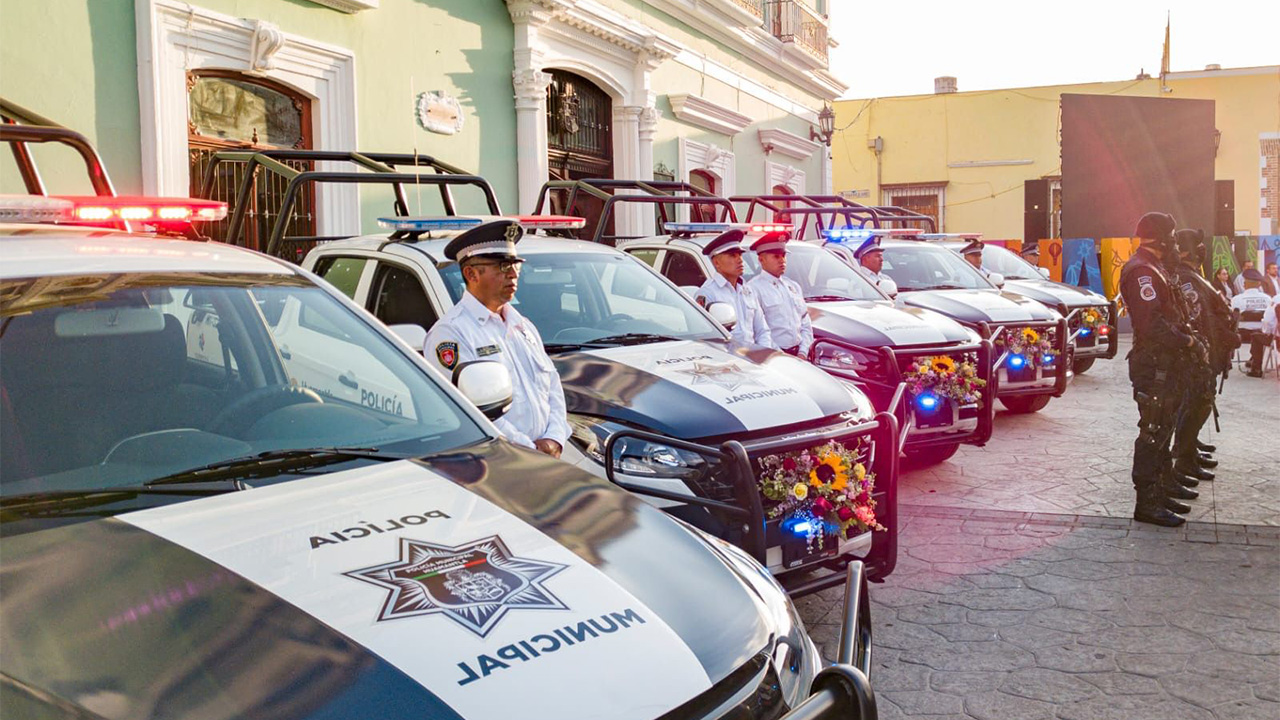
[1196,440,1216,453]
[1135,499,1186,527]
[1167,482,1198,500]
[1197,453,1218,469]
[1174,460,1214,481]
[1174,472,1200,488]
[1164,496,1192,514]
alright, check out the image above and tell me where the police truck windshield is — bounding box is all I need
[440,252,727,348]
[981,245,1042,280]
[745,243,888,302]
[0,273,487,495]
[881,244,995,292]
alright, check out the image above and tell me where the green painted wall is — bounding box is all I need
[1,0,518,214]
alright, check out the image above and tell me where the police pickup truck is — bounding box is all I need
[618,220,995,467]
[0,190,876,720]
[952,241,1118,375]
[825,233,1070,414]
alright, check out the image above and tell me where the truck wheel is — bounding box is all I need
[904,443,960,467]
[1000,394,1052,414]
[1072,357,1096,374]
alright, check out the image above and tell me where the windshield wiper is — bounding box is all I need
[805,294,858,302]
[581,333,681,347]
[925,283,967,290]
[544,342,590,353]
[146,447,411,486]
[1,484,240,515]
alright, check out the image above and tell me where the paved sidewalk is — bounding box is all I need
[901,336,1280,525]
[798,509,1280,719]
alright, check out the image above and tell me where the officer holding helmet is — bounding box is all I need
[1120,212,1205,526]
[747,230,812,357]
[424,219,570,458]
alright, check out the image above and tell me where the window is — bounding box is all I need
[662,251,708,288]
[690,170,718,222]
[629,249,661,268]
[314,256,367,298]
[771,184,794,223]
[369,264,438,331]
[882,183,946,231]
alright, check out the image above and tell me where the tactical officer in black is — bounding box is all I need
[1120,212,1204,526]
[1169,228,1236,481]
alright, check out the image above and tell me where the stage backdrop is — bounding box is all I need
[1061,94,1216,241]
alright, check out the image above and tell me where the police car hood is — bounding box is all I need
[0,443,771,720]
[1004,278,1106,310]
[555,339,859,438]
[810,300,973,347]
[898,288,1058,325]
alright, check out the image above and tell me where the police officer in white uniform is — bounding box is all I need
[853,235,893,290]
[747,230,812,357]
[961,239,991,278]
[1231,268,1273,377]
[424,219,570,457]
[696,229,775,348]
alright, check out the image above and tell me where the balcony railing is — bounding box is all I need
[764,0,828,66]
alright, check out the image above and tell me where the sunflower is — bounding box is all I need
[1021,327,1040,344]
[930,356,957,374]
[809,452,849,489]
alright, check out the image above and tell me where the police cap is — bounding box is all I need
[961,239,985,256]
[750,230,790,255]
[703,228,746,257]
[1020,242,1041,258]
[444,219,525,262]
[852,234,883,261]
[1243,268,1264,282]
[1134,212,1176,243]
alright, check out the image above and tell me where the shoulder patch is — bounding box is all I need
[435,341,459,370]
[1137,275,1157,302]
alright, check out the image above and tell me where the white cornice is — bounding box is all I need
[642,0,848,100]
[701,0,765,27]
[668,93,753,135]
[758,127,821,160]
[307,0,379,12]
[516,0,680,63]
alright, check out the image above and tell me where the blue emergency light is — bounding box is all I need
[1042,354,1056,365]
[1007,354,1027,370]
[377,216,485,232]
[663,222,736,233]
[821,228,874,242]
[915,392,941,413]
[1079,328,1092,338]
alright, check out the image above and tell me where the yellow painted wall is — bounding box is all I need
[833,69,1280,239]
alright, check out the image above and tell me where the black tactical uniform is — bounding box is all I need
[1119,212,1200,527]
[1169,229,1235,478]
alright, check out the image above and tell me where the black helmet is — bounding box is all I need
[1173,228,1205,257]
[1134,212,1176,248]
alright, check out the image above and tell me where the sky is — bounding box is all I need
[828,1,1279,99]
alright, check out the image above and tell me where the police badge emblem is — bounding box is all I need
[1138,276,1157,302]
[345,535,568,637]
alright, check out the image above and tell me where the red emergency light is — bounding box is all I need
[53,196,228,225]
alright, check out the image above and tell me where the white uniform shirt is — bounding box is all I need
[747,271,812,355]
[696,272,775,348]
[1262,295,1279,336]
[424,290,570,449]
[1230,288,1272,331]
[858,265,893,291]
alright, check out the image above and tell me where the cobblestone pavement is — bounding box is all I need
[796,335,1280,718]
[902,336,1280,526]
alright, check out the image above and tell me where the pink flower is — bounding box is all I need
[837,505,855,521]
[813,497,833,516]
[782,457,797,472]
[856,492,871,504]
[855,506,876,526]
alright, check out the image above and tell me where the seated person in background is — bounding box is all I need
[1233,259,1256,294]
[1213,267,1234,301]
[1231,269,1272,378]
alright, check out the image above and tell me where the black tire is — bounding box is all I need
[1000,394,1052,414]
[904,442,961,467]
[1072,357,1096,375]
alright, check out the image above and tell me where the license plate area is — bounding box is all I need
[782,532,839,569]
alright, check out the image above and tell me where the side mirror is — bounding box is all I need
[987,272,1005,288]
[707,301,737,329]
[878,276,899,299]
[453,361,513,420]
[1038,267,1051,279]
[388,323,428,352]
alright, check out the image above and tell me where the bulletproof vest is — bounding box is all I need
[1120,249,1188,347]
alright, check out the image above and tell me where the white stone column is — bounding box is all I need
[821,145,833,195]
[513,68,552,213]
[637,105,659,235]
[612,105,644,237]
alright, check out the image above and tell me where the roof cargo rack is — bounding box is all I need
[1,97,119,201]
[533,178,737,245]
[731,194,938,236]
[196,149,501,263]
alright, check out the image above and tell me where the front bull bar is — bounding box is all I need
[982,316,1071,398]
[781,561,879,719]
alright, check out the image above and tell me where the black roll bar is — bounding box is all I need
[732,194,938,235]
[0,119,117,199]
[534,178,738,245]
[603,430,766,565]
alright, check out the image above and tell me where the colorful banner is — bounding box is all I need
[1232,236,1260,268]
[1209,236,1239,277]
[1062,238,1104,295]
[1039,238,1063,281]
[1260,235,1279,267]
[1100,237,1141,299]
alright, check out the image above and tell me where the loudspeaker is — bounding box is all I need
[1215,180,1235,236]
[1024,179,1049,241]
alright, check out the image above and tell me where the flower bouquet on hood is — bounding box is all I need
[757,439,885,550]
[995,326,1056,369]
[903,354,986,408]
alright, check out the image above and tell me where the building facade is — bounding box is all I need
[830,67,1280,239]
[1,0,846,241]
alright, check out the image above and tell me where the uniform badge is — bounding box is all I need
[1137,276,1157,302]
[505,223,521,242]
[344,535,568,637]
[476,344,501,357]
[436,341,459,370]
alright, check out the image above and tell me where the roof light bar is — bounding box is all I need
[53,196,229,224]
[0,195,74,223]
[821,227,919,241]
[920,233,983,240]
[749,223,792,234]
[377,216,485,232]
[662,222,792,234]
[509,215,587,230]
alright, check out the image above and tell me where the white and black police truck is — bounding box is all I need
[0,119,876,720]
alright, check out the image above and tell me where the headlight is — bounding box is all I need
[567,415,709,480]
[812,340,883,376]
[679,522,818,709]
[963,327,983,344]
[838,379,877,420]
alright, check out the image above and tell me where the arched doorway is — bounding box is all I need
[187,70,316,258]
[771,183,795,223]
[690,169,719,222]
[546,70,614,239]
